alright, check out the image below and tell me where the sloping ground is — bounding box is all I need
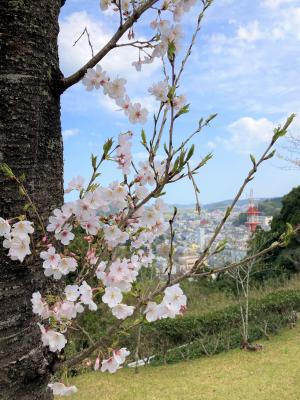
[59,325,300,400]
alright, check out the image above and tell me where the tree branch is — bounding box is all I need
[61,0,159,91]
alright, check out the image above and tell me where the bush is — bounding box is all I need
[138,289,300,364]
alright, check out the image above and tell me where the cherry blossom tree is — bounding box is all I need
[0,0,295,399]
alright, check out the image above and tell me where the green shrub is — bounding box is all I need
[138,289,300,364]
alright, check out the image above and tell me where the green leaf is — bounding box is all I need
[167,86,176,101]
[167,41,176,62]
[0,163,14,179]
[141,129,147,145]
[19,173,26,183]
[103,137,113,155]
[91,154,97,169]
[215,239,227,254]
[272,113,296,143]
[175,104,190,119]
[250,154,256,167]
[164,143,169,154]
[23,203,31,211]
[264,149,276,161]
[195,153,213,169]
[179,149,186,168]
[186,144,195,162]
[19,186,25,196]
[206,113,218,124]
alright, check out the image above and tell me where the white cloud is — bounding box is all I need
[216,114,300,155]
[207,141,216,149]
[237,21,264,42]
[224,117,274,153]
[277,7,300,40]
[262,0,297,9]
[58,11,160,82]
[62,128,79,139]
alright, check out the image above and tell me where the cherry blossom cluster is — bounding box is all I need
[144,284,187,322]
[82,65,148,124]
[0,218,33,262]
[0,119,190,398]
[131,21,185,72]
[96,348,130,373]
[23,163,183,352]
[148,80,187,112]
[116,132,133,174]
[98,0,197,73]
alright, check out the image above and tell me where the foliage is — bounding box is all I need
[259,197,282,216]
[250,186,300,279]
[232,212,248,227]
[137,289,300,364]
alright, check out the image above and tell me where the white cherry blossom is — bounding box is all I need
[144,301,161,322]
[79,281,97,311]
[102,287,123,308]
[48,382,78,396]
[0,218,10,236]
[101,356,119,373]
[40,246,61,269]
[106,78,126,99]
[40,326,67,352]
[149,81,169,102]
[113,348,130,364]
[31,292,51,319]
[65,285,80,302]
[129,103,148,125]
[65,175,85,194]
[100,0,112,12]
[58,256,77,275]
[116,95,131,115]
[96,261,107,280]
[55,224,74,245]
[11,220,34,238]
[111,304,135,319]
[4,235,31,262]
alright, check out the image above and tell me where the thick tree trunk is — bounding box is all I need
[0,1,63,399]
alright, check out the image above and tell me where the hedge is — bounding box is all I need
[137,289,300,364]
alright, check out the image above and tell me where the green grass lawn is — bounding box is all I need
[60,325,300,400]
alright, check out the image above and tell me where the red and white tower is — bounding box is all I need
[246,189,261,233]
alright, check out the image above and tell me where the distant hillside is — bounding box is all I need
[203,199,250,210]
[258,197,282,216]
[173,198,264,211]
[173,197,282,214]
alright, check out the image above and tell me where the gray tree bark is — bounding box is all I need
[0,1,64,398]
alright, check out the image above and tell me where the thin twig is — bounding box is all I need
[62,0,159,91]
[73,27,94,58]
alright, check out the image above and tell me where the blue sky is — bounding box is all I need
[59,0,300,205]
